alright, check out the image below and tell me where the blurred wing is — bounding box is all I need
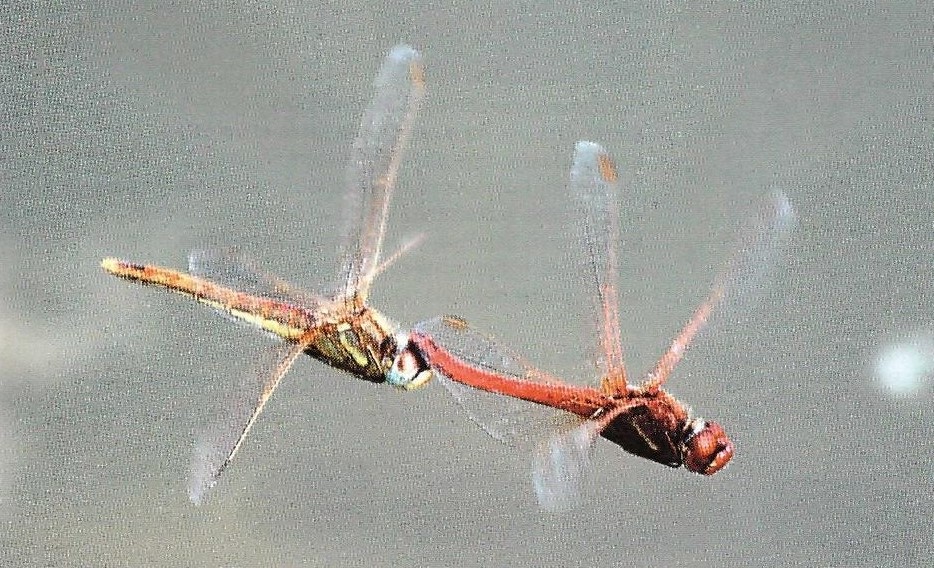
[188,248,327,307]
[570,142,627,393]
[435,367,595,510]
[341,45,426,303]
[415,317,579,395]
[718,190,797,309]
[641,191,797,390]
[188,331,317,504]
[532,419,601,511]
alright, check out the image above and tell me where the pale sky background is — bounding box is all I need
[2,2,932,566]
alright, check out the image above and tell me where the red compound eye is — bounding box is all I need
[684,420,734,475]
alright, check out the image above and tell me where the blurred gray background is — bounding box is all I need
[2,2,931,566]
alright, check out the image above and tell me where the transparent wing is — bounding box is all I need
[435,364,596,510]
[641,191,797,390]
[718,190,797,309]
[414,317,592,406]
[570,141,628,393]
[418,316,578,440]
[188,331,318,504]
[432,370,562,445]
[413,317,602,509]
[341,45,426,303]
[532,419,601,511]
[188,248,327,307]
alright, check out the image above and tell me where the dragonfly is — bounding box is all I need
[388,141,795,508]
[102,45,436,503]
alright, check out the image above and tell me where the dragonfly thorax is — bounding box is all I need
[601,397,687,468]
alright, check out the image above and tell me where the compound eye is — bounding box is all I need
[386,342,433,390]
[683,420,734,475]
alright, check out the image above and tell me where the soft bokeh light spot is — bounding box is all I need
[875,336,934,397]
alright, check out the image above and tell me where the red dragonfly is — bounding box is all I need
[102,45,433,503]
[388,141,795,507]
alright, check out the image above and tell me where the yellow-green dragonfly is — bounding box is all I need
[103,45,433,503]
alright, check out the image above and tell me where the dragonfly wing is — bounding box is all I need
[641,191,796,390]
[532,419,601,511]
[340,45,426,302]
[432,367,577,447]
[188,331,317,504]
[570,142,628,394]
[415,316,585,444]
[434,372,593,510]
[717,190,797,309]
[188,248,327,307]
[412,316,604,508]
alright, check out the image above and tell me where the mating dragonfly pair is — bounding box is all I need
[103,45,793,508]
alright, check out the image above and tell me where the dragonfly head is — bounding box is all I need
[386,332,433,390]
[681,418,733,475]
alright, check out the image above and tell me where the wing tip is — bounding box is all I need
[769,189,797,231]
[571,141,618,183]
[532,421,597,511]
[187,437,225,505]
[187,473,220,507]
[574,140,605,154]
[387,44,422,65]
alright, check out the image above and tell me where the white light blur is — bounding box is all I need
[875,332,934,398]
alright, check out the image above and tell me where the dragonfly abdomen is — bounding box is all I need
[101,258,318,340]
